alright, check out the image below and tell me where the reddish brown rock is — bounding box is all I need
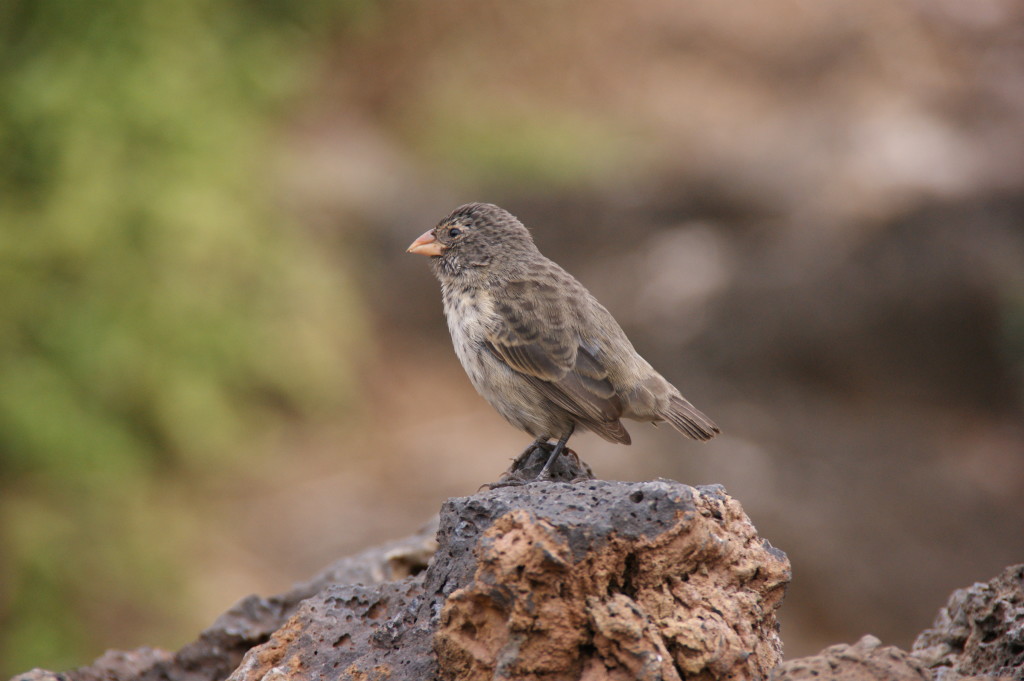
[434,483,790,681]
[771,635,932,681]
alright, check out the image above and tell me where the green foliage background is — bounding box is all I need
[0,1,365,674]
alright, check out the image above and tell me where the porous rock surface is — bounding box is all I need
[911,564,1024,681]
[770,565,1024,681]
[11,479,790,681]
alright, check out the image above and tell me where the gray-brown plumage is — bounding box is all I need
[407,202,718,475]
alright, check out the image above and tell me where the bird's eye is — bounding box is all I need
[448,227,462,238]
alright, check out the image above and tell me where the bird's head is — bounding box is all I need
[407,203,537,278]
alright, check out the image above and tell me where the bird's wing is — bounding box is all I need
[484,282,626,431]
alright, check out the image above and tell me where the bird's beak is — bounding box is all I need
[406,230,447,257]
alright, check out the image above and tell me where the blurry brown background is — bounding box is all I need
[2,0,1023,676]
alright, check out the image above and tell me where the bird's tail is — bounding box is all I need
[664,394,720,441]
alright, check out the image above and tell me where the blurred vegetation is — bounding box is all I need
[413,103,631,190]
[0,0,366,674]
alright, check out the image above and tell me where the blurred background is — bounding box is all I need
[2,0,1023,676]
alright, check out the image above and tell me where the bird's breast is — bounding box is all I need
[441,282,497,377]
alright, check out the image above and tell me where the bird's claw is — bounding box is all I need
[487,443,594,488]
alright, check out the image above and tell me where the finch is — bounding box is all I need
[407,203,719,477]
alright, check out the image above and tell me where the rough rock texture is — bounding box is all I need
[432,481,789,681]
[770,635,932,681]
[11,480,789,681]
[225,480,789,681]
[772,566,1024,681]
[9,521,438,681]
[911,564,1024,681]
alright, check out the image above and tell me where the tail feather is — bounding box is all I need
[664,394,719,441]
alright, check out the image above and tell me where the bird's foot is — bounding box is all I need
[509,438,548,471]
[487,444,594,488]
[485,473,533,489]
[537,447,594,482]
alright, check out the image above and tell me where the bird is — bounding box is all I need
[407,203,719,479]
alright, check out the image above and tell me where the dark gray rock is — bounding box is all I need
[7,521,438,681]
[912,564,1024,681]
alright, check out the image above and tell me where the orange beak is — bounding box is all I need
[406,230,447,257]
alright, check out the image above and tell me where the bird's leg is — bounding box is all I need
[538,424,575,479]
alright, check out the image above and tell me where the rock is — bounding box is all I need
[15,480,1024,681]
[911,564,1024,681]
[10,479,790,681]
[224,480,790,681]
[772,565,1024,681]
[433,481,790,681]
[226,578,431,681]
[10,649,176,681]
[7,521,438,681]
[770,635,932,681]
